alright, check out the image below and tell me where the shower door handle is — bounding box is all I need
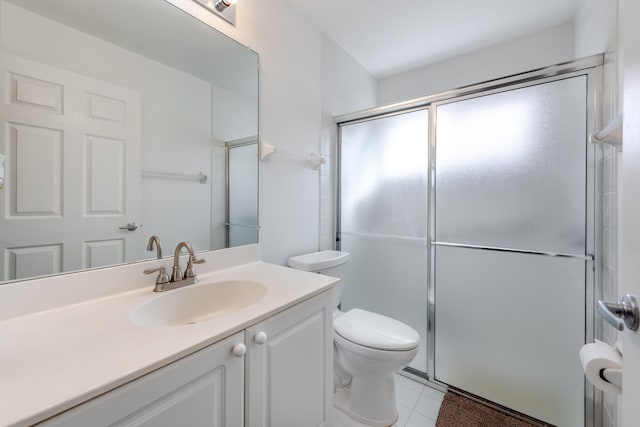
[597,294,639,331]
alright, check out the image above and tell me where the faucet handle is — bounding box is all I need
[143,266,170,285]
[191,256,206,265]
[183,256,205,280]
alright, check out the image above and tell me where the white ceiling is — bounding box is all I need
[285,0,579,79]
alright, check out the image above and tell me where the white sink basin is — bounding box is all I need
[130,280,267,327]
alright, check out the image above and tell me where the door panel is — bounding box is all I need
[0,53,141,280]
[341,232,428,373]
[435,77,587,255]
[245,292,333,427]
[339,108,429,373]
[83,239,125,269]
[11,123,62,214]
[433,75,590,426]
[86,135,125,214]
[434,246,585,426]
[7,244,61,280]
[38,332,245,427]
[621,3,640,423]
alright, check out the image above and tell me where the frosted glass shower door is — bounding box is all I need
[339,109,429,373]
[227,142,258,247]
[433,76,589,426]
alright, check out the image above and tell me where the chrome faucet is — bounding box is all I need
[143,241,205,292]
[146,235,162,259]
[171,241,199,282]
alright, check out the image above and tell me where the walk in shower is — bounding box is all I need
[337,57,601,427]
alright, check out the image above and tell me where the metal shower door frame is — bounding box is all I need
[336,54,603,426]
[224,136,259,248]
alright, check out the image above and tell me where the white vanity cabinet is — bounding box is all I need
[37,331,246,427]
[245,290,333,427]
[34,290,333,427]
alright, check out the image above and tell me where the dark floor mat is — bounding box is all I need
[435,392,545,427]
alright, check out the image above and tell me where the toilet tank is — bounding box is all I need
[288,250,350,309]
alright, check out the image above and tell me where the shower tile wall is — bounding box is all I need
[601,143,619,427]
[600,47,620,427]
[319,127,334,251]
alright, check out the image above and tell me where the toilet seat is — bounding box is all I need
[334,331,418,363]
[334,308,419,351]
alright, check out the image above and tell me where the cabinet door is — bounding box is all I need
[245,291,333,427]
[38,331,245,427]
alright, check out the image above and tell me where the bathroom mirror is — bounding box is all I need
[0,0,259,283]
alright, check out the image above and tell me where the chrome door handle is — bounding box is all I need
[119,222,138,231]
[597,294,639,331]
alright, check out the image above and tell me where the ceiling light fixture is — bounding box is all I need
[193,0,238,26]
[213,0,237,12]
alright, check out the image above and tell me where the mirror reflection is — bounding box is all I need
[0,0,259,284]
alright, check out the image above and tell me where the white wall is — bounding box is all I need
[168,0,377,264]
[168,0,321,265]
[319,35,378,250]
[575,0,620,121]
[378,23,575,105]
[575,0,619,57]
[320,35,378,119]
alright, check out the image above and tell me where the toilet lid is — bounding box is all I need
[334,308,419,351]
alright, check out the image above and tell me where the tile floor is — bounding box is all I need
[333,373,445,427]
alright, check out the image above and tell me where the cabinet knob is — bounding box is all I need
[232,343,246,357]
[254,331,268,344]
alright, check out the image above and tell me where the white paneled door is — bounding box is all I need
[622,0,640,424]
[0,53,141,281]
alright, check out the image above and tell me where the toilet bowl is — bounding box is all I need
[333,308,419,426]
[288,250,419,427]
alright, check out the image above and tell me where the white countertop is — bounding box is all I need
[0,257,336,427]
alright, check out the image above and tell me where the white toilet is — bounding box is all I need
[288,250,419,427]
